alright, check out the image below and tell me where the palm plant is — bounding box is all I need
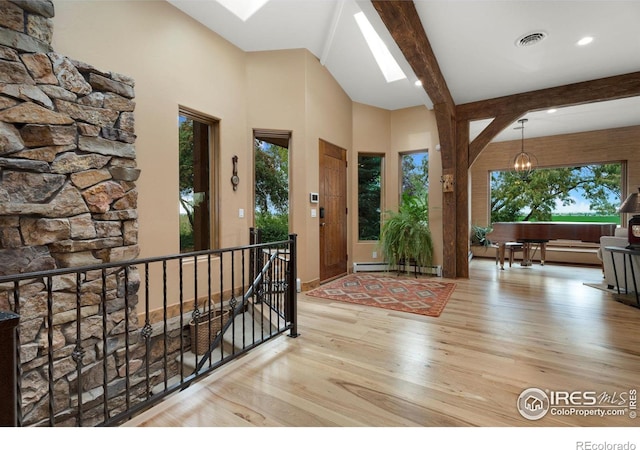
[379,192,433,270]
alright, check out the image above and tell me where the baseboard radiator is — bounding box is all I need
[352,262,442,277]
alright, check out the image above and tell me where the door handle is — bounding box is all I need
[320,222,326,227]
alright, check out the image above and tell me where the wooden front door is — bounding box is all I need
[319,139,348,282]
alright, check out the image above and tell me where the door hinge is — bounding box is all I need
[346,207,348,214]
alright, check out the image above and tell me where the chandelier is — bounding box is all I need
[513,118,536,176]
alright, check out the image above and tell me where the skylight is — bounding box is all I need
[354,11,406,83]
[216,0,269,22]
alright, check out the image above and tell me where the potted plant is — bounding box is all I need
[471,224,493,248]
[379,193,433,271]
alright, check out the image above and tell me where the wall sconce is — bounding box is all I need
[231,155,239,191]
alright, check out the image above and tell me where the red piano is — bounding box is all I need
[486,222,617,269]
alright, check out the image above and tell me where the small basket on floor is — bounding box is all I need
[189,309,230,355]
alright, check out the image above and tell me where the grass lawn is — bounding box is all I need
[516,214,620,224]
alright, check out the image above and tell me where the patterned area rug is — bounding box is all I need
[306,273,456,317]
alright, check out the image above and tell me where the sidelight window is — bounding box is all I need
[178,109,217,252]
[358,154,383,241]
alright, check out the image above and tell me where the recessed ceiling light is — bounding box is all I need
[216,0,269,21]
[414,80,422,87]
[577,36,594,46]
[354,11,406,83]
[547,108,557,114]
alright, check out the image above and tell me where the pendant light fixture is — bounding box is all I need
[513,118,537,177]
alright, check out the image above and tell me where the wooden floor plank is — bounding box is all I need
[124,259,640,428]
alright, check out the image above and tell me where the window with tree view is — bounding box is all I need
[179,111,215,253]
[358,155,383,240]
[490,163,622,224]
[401,151,429,199]
[254,135,289,243]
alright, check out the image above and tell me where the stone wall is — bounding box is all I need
[0,0,150,426]
[0,45,140,272]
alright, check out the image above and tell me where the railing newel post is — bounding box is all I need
[287,233,299,338]
[0,311,20,427]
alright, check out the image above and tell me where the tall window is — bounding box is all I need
[358,154,383,240]
[254,130,290,243]
[490,163,622,224]
[400,150,429,199]
[178,109,216,252]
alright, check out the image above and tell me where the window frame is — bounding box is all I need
[178,106,219,252]
[399,149,429,202]
[357,153,385,242]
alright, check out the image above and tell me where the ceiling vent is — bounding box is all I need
[515,31,548,48]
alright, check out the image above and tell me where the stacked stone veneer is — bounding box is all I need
[0,1,154,426]
[0,1,140,271]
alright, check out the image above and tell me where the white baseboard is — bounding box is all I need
[352,262,389,272]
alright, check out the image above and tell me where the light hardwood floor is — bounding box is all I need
[124,258,640,427]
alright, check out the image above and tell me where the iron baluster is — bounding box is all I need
[73,272,85,426]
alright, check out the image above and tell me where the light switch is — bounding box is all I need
[311,209,317,218]
[239,208,244,218]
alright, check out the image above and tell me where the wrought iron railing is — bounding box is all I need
[0,232,298,427]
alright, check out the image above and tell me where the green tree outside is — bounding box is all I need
[179,116,195,251]
[490,164,621,223]
[254,139,289,242]
[358,155,382,240]
[402,152,429,199]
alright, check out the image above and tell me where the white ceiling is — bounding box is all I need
[167,0,640,143]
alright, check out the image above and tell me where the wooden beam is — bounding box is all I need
[371,0,454,107]
[455,118,469,278]
[434,103,457,278]
[458,71,640,121]
[373,1,461,277]
[468,112,526,167]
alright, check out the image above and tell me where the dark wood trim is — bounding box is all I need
[468,112,525,167]
[434,103,457,278]
[455,118,469,278]
[458,71,640,121]
[373,1,460,277]
[371,0,454,107]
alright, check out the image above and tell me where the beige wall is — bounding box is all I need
[53,0,251,259]
[245,49,353,286]
[51,1,365,291]
[304,51,353,285]
[351,103,443,267]
[391,106,443,267]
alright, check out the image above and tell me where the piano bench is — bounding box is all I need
[505,242,524,267]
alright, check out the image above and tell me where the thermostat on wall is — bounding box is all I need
[310,192,319,203]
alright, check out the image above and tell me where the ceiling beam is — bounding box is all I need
[371,0,454,109]
[468,112,525,167]
[458,71,640,122]
[373,0,460,277]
